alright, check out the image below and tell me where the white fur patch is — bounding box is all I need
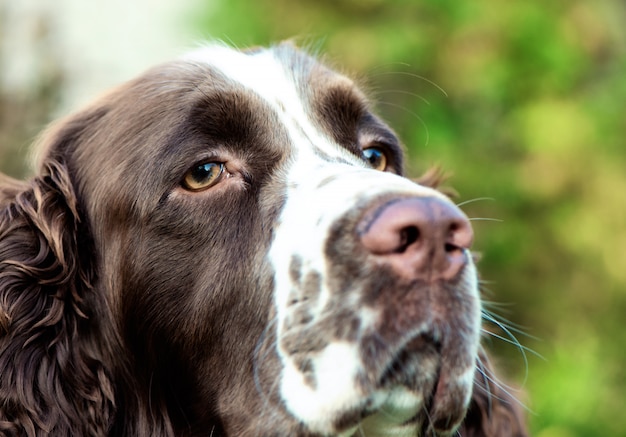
[280,342,365,434]
[185,44,478,435]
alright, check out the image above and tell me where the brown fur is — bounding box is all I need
[0,46,527,436]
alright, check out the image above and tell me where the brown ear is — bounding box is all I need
[0,160,115,435]
[457,349,529,437]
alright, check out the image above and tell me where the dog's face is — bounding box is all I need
[30,44,481,436]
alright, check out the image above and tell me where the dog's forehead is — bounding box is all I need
[183,44,351,107]
[182,44,368,161]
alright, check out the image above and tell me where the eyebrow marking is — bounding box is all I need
[183,45,366,167]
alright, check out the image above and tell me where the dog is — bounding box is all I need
[0,43,527,436]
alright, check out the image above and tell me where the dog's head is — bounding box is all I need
[0,43,525,436]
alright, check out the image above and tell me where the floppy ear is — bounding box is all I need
[457,349,529,437]
[0,160,115,435]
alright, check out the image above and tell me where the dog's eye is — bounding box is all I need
[362,147,387,171]
[182,162,224,191]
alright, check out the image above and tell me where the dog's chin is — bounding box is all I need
[376,338,475,435]
[312,380,467,437]
[332,387,425,437]
[327,376,470,437]
[280,340,471,437]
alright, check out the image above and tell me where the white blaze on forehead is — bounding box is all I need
[182,44,360,163]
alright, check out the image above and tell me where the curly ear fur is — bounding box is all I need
[0,161,115,435]
[458,349,529,437]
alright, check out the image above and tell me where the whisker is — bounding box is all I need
[456,197,495,207]
[481,298,519,309]
[481,308,537,338]
[484,319,529,382]
[468,217,503,223]
[483,315,541,353]
[481,329,542,358]
[421,403,434,437]
[368,71,449,98]
[475,356,535,415]
[374,89,431,106]
[481,317,533,338]
[375,101,430,146]
[481,311,544,387]
[366,62,412,75]
[266,375,283,412]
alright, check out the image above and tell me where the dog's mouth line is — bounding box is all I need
[374,329,442,386]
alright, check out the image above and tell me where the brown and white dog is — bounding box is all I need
[0,43,527,436]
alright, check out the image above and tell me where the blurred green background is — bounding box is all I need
[1,1,625,436]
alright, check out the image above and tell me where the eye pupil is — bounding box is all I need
[191,163,219,182]
[362,147,387,171]
[183,162,224,191]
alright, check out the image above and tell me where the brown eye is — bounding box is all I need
[362,147,387,171]
[182,162,224,191]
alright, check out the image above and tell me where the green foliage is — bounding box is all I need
[192,1,625,435]
[1,1,623,434]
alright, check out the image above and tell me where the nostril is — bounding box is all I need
[444,221,467,253]
[397,226,420,253]
[444,242,459,253]
[358,196,474,281]
[446,218,473,252]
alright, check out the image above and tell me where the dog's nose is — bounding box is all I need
[358,197,473,281]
